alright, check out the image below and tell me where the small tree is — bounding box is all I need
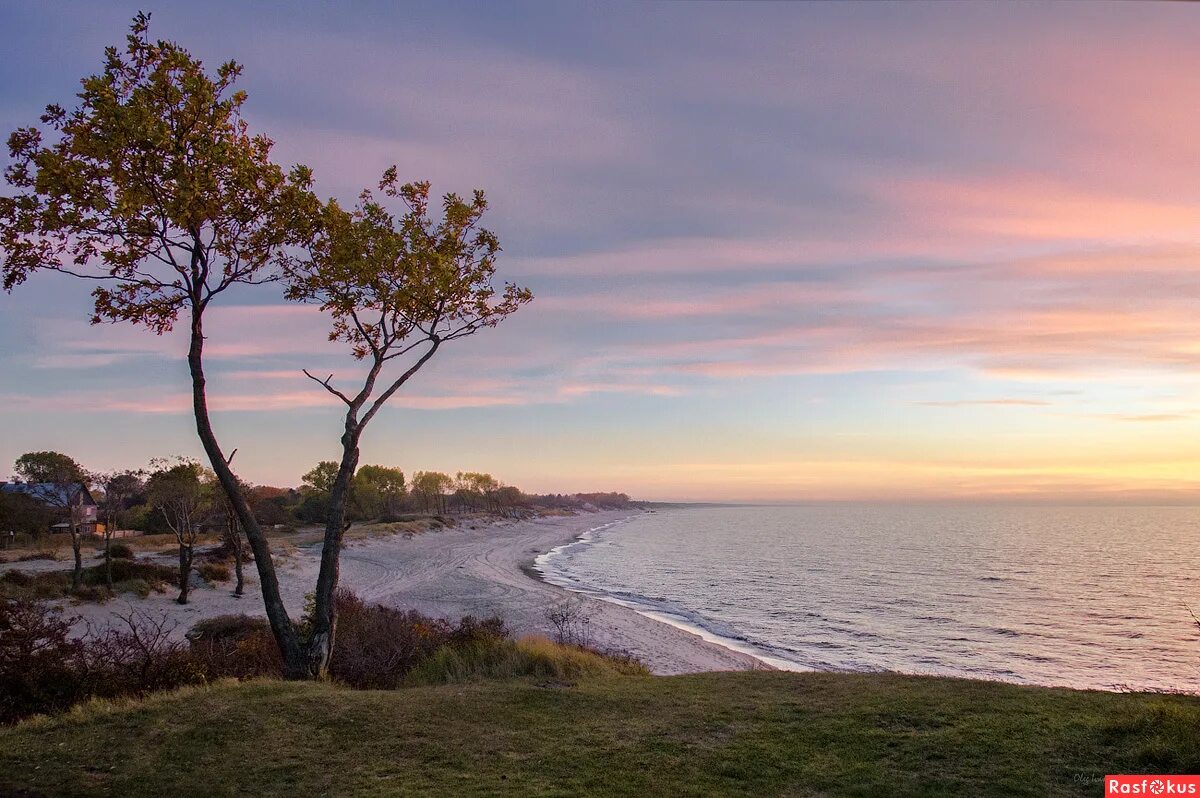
[146,459,206,605]
[208,472,250,597]
[411,470,452,514]
[94,470,144,588]
[282,172,532,677]
[353,465,406,520]
[301,461,340,496]
[13,452,90,588]
[0,16,318,673]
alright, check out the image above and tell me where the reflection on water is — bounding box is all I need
[542,505,1200,691]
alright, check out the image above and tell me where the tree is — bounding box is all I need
[211,474,251,597]
[352,465,406,520]
[411,470,452,514]
[281,172,532,676]
[0,492,55,542]
[13,452,85,485]
[146,459,206,605]
[94,470,145,588]
[0,16,318,673]
[455,471,499,512]
[301,461,340,496]
[12,452,91,588]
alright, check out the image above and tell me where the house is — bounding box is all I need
[0,481,101,537]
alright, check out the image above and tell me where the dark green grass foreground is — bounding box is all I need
[1,671,1197,797]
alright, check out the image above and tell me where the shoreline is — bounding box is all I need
[31,509,764,675]
[526,512,788,671]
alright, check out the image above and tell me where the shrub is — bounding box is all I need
[186,614,281,679]
[1,571,33,588]
[197,562,231,583]
[546,596,593,647]
[93,559,175,587]
[71,585,111,603]
[328,590,459,689]
[115,578,153,598]
[189,614,270,644]
[0,597,89,724]
[406,635,649,686]
[85,609,203,695]
[0,569,70,600]
[17,550,57,562]
[109,543,135,560]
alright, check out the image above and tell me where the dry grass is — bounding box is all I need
[405,635,650,686]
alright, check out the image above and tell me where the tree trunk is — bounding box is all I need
[177,543,191,605]
[303,427,362,678]
[187,306,305,675]
[70,532,82,591]
[233,540,244,596]
[104,531,113,589]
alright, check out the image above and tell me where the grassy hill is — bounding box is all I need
[1,671,1197,797]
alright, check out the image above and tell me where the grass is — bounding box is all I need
[1,671,1197,797]
[406,635,650,686]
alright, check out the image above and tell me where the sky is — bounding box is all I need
[2,1,1200,502]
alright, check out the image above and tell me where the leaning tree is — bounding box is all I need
[282,172,531,676]
[0,15,318,674]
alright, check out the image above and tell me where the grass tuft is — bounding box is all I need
[406,635,650,686]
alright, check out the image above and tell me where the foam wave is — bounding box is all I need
[535,513,804,672]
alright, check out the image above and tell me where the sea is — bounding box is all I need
[536,504,1200,692]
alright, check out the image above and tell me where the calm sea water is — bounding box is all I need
[538,505,1200,691]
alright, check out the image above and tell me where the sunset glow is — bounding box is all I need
[3,2,1200,501]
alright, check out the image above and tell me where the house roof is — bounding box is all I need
[0,482,95,507]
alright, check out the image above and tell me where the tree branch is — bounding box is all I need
[303,369,353,405]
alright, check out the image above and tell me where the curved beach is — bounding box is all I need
[57,510,764,675]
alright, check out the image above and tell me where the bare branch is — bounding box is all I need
[303,369,353,406]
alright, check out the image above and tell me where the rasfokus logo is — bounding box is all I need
[1106,776,1200,795]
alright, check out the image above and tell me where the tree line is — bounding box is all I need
[0,448,634,603]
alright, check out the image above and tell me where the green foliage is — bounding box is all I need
[300,461,339,496]
[144,458,207,543]
[284,175,531,364]
[406,635,649,686]
[12,451,86,485]
[351,465,406,520]
[0,13,318,329]
[411,470,452,512]
[95,470,146,533]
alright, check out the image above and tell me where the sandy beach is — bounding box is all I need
[30,510,762,675]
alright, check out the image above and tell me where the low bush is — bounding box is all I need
[406,635,650,686]
[70,585,111,603]
[0,597,88,723]
[324,589,509,689]
[114,578,154,598]
[0,560,177,602]
[197,562,230,583]
[0,591,647,724]
[0,569,69,600]
[186,615,281,679]
[100,559,175,586]
[108,543,135,560]
[16,550,57,562]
